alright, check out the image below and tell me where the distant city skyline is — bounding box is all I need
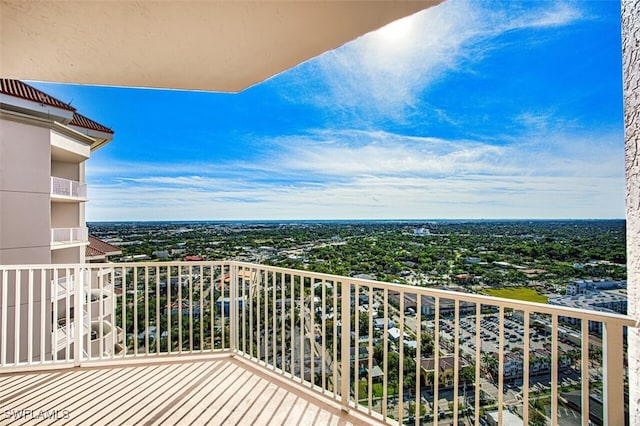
[31,0,625,221]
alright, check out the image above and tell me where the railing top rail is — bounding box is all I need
[230,261,637,327]
[51,176,84,184]
[0,260,636,327]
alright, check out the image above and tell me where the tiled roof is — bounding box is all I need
[0,79,75,111]
[70,112,114,134]
[86,235,122,258]
[86,245,106,258]
[1,79,113,134]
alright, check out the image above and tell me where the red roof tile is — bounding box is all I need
[86,235,122,258]
[1,79,113,135]
[184,255,203,261]
[70,112,114,134]
[86,245,105,258]
[0,79,75,111]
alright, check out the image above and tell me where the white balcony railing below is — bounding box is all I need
[53,311,89,353]
[51,227,88,246]
[50,176,87,200]
[52,275,74,299]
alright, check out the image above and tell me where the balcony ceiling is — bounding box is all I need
[0,1,441,93]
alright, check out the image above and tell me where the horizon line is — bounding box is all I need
[87,218,626,223]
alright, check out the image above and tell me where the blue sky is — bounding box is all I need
[32,0,624,221]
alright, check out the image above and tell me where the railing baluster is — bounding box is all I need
[220,265,225,351]
[200,265,204,353]
[229,263,236,352]
[453,299,460,426]
[156,265,161,355]
[178,265,182,353]
[73,266,82,366]
[321,278,327,391]
[242,266,247,355]
[290,273,294,376]
[523,310,530,425]
[145,266,149,355]
[165,266,171,354]
[382,287,388,420]
[368,286,375,415]
[434,296,440,425]
[310,277,315,389]
[27,269,33,364]
[299,274,304,383]
[122,266,127,356]
[498,306,505,426]
[14,270,21,364]
[603,320,624,425]
[209,265,214,351]
[580,318,589,426]
[340,280,350,411]
[64,268,70,361]
[272,271,276,367]
[398,291,402,424]
[414,294,420,426]
[250,268,254,359]
[354,283,359,405]
[280,271,285,372]
[255,268,260,361]
[40,269,46,364]
[188,265,193,353]
[133,266,138,356]
[52,269,58,363]
[475,303,481,426]
[551,313,558,426]
[332,278,338,399]
[265,270,269,364]
[1,269,7,366]
[99,267,104,359]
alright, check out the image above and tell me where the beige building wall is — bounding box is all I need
[0,118,51,265]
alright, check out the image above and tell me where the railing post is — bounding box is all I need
[603,321,624,425]
[340,280,350,411]
[229,262,237,353]
[73,266,83,366]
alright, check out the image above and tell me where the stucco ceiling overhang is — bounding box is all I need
[0,1,442,93]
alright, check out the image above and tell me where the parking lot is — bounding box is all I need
[432,314,554,358]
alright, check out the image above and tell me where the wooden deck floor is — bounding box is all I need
[0,357,387,426]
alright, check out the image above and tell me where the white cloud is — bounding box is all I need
[305,0,584,120]
[87,171,623,221]
[250,129,622,180]
[86,127,624,221]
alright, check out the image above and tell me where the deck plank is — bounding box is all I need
[0,358,386,426]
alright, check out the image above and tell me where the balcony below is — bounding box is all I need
[50,227,88,249]
[50,176,88,202]
[0,356,385,425]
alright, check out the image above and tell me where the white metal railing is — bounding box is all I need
[51,227,88,245]
[51,270,91,300]
[50,176,87,199]
[53,310,89,353]
[0,261,636,426]
[52,274,74,299]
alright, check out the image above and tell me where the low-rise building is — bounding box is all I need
[549,289,627,331]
